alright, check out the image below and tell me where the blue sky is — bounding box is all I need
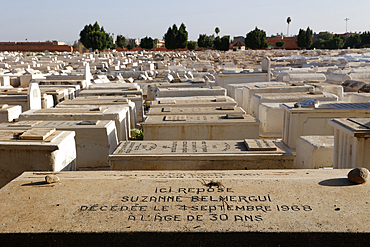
[1,0,370,44]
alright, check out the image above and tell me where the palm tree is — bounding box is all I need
[215,27,220,36]
[287,17,291,36]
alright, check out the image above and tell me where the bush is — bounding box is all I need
[275,41,285,48]
[187,41,198,50]
[130,128,143,140]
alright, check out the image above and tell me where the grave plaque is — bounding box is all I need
[244,139,277,151]
[226,114,244,119]
[219,106,234,110]
[164,115,187,121]
[0,170,368,245]
[9,121,43,127]
[162,107,172,112]
[159,99,176,104]
[18,128,56,140]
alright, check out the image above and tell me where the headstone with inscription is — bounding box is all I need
[0,120,118,170]
[281,102,370,149]
[142,114,260,140]
[0,170,368,245]
[154,87,227,99]
[150,96,237,109]
[108,139,293,170]
[146,106,245,116]
[0,129,76,188]
[19,107,129,141]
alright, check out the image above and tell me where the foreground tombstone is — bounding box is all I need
[0,129,76,188]
[108,139,293,170]
[0,170,368,245]
[142,114,260,140]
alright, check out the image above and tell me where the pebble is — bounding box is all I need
[347,168,369,184]
[45,175,60,184]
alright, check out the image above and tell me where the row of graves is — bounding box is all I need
[0,50,369,245]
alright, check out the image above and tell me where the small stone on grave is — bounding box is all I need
[45,175,60,184]
[348,168,369,184]
[294,99,320,108]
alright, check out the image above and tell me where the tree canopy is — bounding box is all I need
[213,36,230,51]
[344,34,361,48]
[116,35,126,49]
[296,27,313,49]
[163,23,188,49]
[215,27,220,36]
[197,34,213,48]
[79,22,114,51]
[140,36,155,49]
[245,27,268,49]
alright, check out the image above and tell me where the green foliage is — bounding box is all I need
[79,22,113,51]
[317,31,333,41]
[245,27,268,49]
[197,34,213,48]
[126,43,135,50]
[324,37,344,49]
[215,27,220,36]
[187,41,198,50]
[213,36,230,51]
[296,27,313,49]
[163,23,188,49]
[311,38,325,49]
[130,128,143,140]
[275,41,285,48]
[360,31,370,47]
[140,36,154,49]
[177,23,188,48]
[344,34,361,48]
[116,35,126,49]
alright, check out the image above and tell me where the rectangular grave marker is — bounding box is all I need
[244,139,277,151]
[0,170,368,246]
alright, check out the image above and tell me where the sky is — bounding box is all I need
[1,0,370,44]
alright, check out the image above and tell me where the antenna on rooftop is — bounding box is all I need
[344,18,349,33]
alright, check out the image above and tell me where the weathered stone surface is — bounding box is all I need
[0,169,369,245]
[348,168,369,184]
